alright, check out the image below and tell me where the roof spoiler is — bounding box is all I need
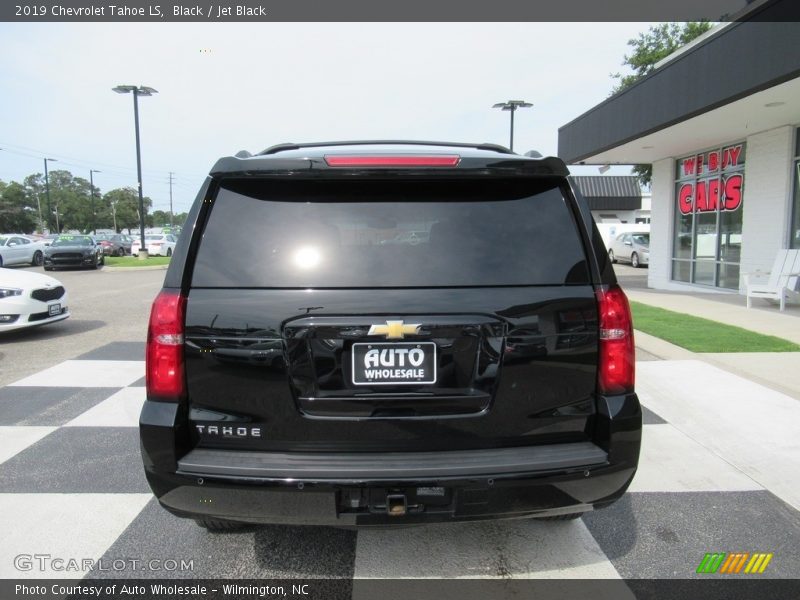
[258,140,515,156]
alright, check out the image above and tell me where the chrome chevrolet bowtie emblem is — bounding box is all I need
[368,320,421,340]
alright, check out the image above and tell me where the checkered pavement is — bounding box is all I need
[1,342,799,580]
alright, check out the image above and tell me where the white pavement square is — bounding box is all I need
[64,387,146,428]
[0,426,57,465]
[8,361,144,389]
[353,518,624,581]
[0,493,152,578]
[637,360,800,511]
[630,424,763,493]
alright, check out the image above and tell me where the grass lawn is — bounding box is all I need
[630,301,800,353]
[105,256,171,267]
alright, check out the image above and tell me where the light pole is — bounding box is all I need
[89,170,101,234]
[43,158,57,233]
[492,100,533,152]
[113,84,157,258]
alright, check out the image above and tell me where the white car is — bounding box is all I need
[0,268,69,332]
[0,235,47,267]
[131,234,177,257]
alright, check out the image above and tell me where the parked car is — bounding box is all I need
[43,234,104,270]
[140,141,641,532]
[0,235,46,268]
[608,232,650,268]
[0,267,69,332]
[95,233,131,256]
[40,233,60,247]
[131,234,177,257]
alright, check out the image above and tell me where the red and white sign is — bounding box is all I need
[682,144,743,177]
[678,144,744,215]
[678,174,743,215]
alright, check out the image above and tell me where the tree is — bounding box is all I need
[104,187,153,234]
[151,210,171,226]
[611,22,713,187]
[0,180,38,233]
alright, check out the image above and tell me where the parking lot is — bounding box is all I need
[1,265,799,583]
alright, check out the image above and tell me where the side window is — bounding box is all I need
[21,238,31,245]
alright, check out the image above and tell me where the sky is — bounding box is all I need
[0,22,657,214]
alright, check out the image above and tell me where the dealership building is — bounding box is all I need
[558,0,799,293]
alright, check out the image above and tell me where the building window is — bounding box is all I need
[791,129,800,249]
[672,143,746,289]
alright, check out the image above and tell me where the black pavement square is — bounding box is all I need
[641,406,667,425]
[0,386,119,426]
[95,499,357,579]
[77,342,145,361]
[0,426,149,493]
[583,491,800,579]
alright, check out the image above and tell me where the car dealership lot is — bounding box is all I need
[0,267,798,582]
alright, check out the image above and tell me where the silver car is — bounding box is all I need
[608,232,649,268]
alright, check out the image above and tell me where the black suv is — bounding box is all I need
[140,141,641,530]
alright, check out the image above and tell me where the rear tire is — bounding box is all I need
[195,517,247,532]
[631,252,640,268]
[166,248,172,257]
[608,249,615,263]
[117,247,125,257]
[32,251,44,266]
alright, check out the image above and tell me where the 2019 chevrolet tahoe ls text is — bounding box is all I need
[139,141,641,531]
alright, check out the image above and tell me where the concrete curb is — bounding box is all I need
[634,330,695,361]
[101,265,169,272]
[635,329,800,401]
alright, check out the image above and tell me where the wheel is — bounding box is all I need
[99,253,105,266]
[631,252,640,268]
[166,248,173,257]
[195,517,247,532]
[32,251,44,266]
[0,255,3,267]
[117,247,125,257]
[608,249,615,263]
[535,513,584,521]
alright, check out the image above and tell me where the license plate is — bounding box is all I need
[352,342,436,386]
[48,303,61,316]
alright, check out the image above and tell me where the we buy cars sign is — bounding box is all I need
[678,144,744,215]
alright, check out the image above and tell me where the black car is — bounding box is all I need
[140,141,641,531]
[43,234,104,270]
[95,233,132,256]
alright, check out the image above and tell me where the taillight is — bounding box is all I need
[146,289,186,400]
[324,155,460,167]
[596,285,635,395]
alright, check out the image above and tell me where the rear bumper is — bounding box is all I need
[140,393,641,526]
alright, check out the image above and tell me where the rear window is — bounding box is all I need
[192,178,589,287]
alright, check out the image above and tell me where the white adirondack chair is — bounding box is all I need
[744,249,800,311]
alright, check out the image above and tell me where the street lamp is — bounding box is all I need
[113,84,158,257]
[89,170,101,234]
[492,100,533,152]
[43,158,57,233]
